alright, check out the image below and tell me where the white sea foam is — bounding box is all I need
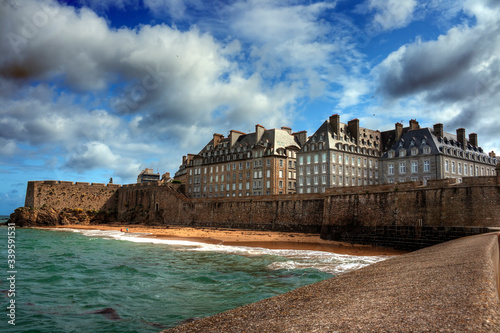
[51,228,390,275]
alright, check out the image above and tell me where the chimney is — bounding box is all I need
[293,130,307,147]
[433,123,444,137]
[469,133,478,147]
[395,122,403,141]
[329,114,340,135]
[281,126,292,135]
[182,155,187,164]
[347,118,360,145]
[456,128,466,149]
[409,119,420,130]
[229,130,243,147]
[255,124,265,142]
[213,133,224,147]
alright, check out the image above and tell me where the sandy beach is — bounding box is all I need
[42,224,406,256]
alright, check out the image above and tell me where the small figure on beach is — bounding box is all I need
[126,228,129,232]
[120,229,123,232]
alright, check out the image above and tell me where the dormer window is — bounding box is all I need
[388,151,394,158]
[399,149,406,157]
[411,148,418,156]
[423,146,431,154]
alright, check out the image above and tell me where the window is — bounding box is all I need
[322,153,327,162]
[358,157,361,166]
[411,148,418,156]
[388,151,394,158]
[279,159,283,167]
[451,161,456,173]
[307,156,311,164]
[299,167,303,175]
[424,160,430,172]
[400,149,406,157]
[322,164,326,173]
[279,181,283,189]
[322,175,327,184]
[464,163,468,175]
[314,176,318,185]
[423,146,431,154]
[299,156,303,165]
[267,180,271,188]
[399,162,406,174]
[279,170,283,178]
[345,155,349,164]
[314,165,319,174]
[314,154,319,163]
[388,163,394,175]
[266,159,271,167]
[411,161,418,173]
[445,160,449,172]
[266,170,271,178]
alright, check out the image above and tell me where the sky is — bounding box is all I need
[1,0,500,214]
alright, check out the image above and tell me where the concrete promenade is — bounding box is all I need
[165,233,500,332]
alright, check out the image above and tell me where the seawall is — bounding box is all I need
[18,174,500,250]
[164,232,500,332]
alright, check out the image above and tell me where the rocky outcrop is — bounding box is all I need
[8,207,117,227]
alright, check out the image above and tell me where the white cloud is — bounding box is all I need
[365,0,417,31]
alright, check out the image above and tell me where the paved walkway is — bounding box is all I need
[165,233,500,332]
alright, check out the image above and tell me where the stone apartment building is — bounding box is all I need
[137,168,160,183]
[180,124,305,198]
[379,120,497,184]
[175,116,497,196]
[296,114,383,194]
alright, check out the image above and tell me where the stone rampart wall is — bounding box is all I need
[25,181,120,211]
[23,176,500,249]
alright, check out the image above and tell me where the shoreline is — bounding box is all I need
[39,224,407,256]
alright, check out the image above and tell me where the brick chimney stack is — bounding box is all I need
[456,128,466,149]
[329,114,340,135]
[230,130,244,147]
[293,131,307,147]
[433,123,444,137]
[409,119,420,130]
[255,124,265,142]
[348,118,360,144]
[395,122,403,141]
[469,133,478,147]
[213,133,224,147]
[281,126,292,135]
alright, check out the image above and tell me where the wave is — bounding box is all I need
[49,228,390,275]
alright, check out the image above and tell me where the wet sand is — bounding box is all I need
[42,224,406,256]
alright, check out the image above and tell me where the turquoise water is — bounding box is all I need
[0,225,386,332]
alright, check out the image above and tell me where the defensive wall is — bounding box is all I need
[25,180,120,211]
[23,171,500,250]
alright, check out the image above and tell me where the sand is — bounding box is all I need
[41,224,406,256]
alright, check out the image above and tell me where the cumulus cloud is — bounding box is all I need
[360,0,417,31]
[373,0,500,151]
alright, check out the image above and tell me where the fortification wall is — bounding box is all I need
[116,183,324,233]
[23,175,500,249]
[25,181,120,211]
[321,179,500,249]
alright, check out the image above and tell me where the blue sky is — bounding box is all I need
[1,0,500,214]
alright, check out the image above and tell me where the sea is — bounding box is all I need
[0,215,388,332]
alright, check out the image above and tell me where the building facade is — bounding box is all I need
[380,121,497,184]
[175,117,497,196]
[296,114,383,194]
[183,125,304,198]
[137,168,160,183]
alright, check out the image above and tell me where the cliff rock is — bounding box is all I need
[9,207,117,227]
